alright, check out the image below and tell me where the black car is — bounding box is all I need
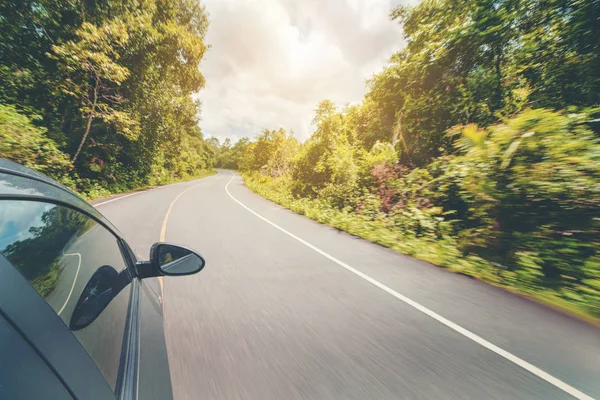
[0,159,206,399]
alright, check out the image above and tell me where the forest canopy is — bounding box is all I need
[0,0,214,197]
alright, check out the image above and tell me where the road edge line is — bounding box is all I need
[94,171,220,208]
[224,173,594,400]
[94,191,143,207]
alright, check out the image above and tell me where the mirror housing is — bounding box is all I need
[136,242,205,279]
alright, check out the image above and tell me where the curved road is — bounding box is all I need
[96,170,600,400]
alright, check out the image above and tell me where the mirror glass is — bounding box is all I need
[156,244,204,276]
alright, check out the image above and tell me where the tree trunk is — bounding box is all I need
[494,47,503,110]
[72,78,98,164]
[392,110,410,161]
[392,110,403,146]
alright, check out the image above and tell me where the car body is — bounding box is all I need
[0,159,205,399]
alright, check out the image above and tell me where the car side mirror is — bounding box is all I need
[136,243,205,278]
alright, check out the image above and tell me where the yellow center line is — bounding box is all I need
[157,181,211,296]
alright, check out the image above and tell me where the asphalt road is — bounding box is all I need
[97,170,600,400]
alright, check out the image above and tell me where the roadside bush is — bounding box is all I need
[0,104,71,177]
[446,109,600,298]
[242,108,600,318]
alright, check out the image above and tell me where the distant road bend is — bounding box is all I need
[96,170,600,400]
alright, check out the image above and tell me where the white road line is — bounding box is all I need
[58,252,81,315]
[93,172,220,208]
[94,192,143,207]
[224,173,594,400]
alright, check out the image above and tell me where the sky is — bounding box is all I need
[196,0,407,143]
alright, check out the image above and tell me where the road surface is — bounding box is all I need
[96,170,600,400]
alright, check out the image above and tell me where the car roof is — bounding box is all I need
[0,158,121,236]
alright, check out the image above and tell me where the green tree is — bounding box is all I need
[0,0,213,195]
[52,20,139,164]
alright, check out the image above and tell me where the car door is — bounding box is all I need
[137,276,174,399]
[0,198,137,399]
[120,241,174,400]
[0,267,75,399]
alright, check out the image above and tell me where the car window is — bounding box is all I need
[0,199,132,392]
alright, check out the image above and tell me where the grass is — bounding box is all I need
[242,172,600,324]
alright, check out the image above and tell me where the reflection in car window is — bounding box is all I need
[0,200,132,391]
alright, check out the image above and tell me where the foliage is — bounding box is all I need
[207,137,250,170]
[0,104,71,177]
[51,20,138,163]
[241,129,299,174]
[360,0,600,165]
[442,109,600,298]
[0,0,214,196]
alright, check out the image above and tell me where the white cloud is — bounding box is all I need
[197,0,407,142]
